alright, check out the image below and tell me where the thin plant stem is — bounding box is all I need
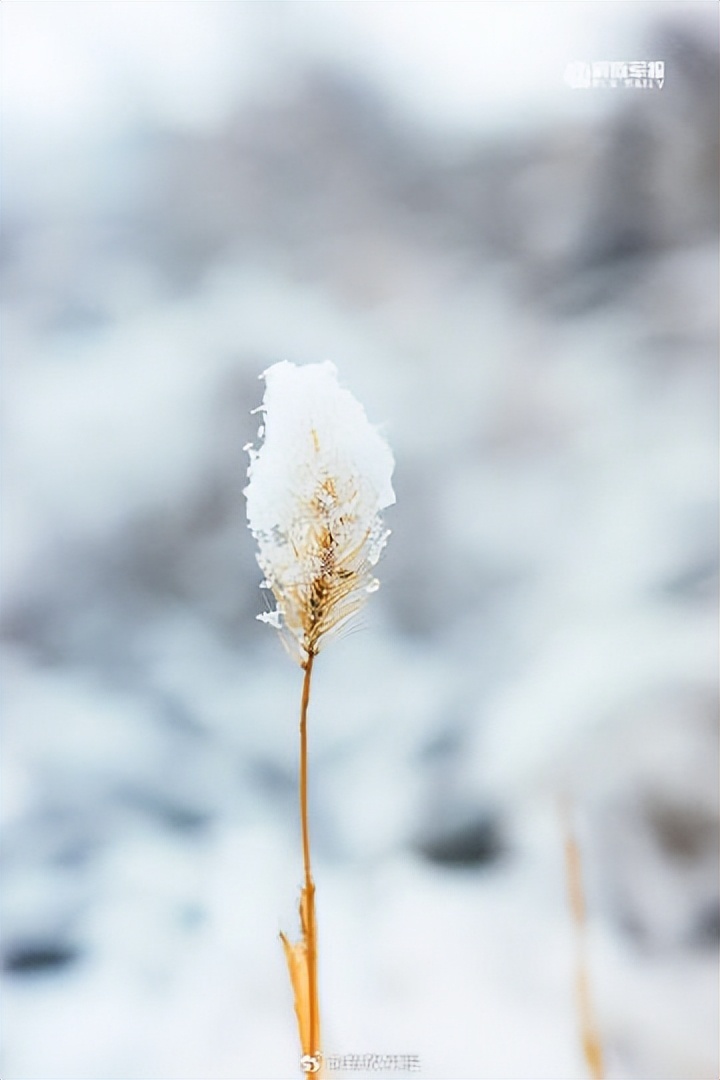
[561,798,605,1080]
[300,650,320,1060]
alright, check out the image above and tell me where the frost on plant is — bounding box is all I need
[244,361,395,665]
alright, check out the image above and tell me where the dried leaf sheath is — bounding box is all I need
[279,883,320,1061]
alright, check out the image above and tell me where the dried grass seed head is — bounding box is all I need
[244,361,395,664]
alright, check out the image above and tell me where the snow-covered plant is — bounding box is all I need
[245,360,395,666]
[244,360,395,1075]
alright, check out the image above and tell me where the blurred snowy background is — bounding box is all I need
[1,3,718,1078]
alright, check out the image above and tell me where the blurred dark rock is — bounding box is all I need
[690,903,720,949]
[2,941,81,977]
[415,811,506,869]
[647,798,718,865]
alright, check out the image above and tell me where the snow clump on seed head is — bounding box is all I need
[244,361,395,665]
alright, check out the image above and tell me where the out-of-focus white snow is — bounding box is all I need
[2,3,717,1079]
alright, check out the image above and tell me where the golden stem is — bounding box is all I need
[561,798,605,1080]
[300,651,320,1060]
